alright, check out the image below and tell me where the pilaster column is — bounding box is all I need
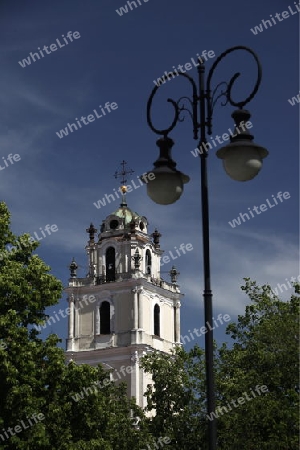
[175,300,181,343]
[74,298,79,337]
[132,287,138,330]
[130,351,140,405]
[68,295,75,339]
[95,304,100,334]
[138,287,144,329]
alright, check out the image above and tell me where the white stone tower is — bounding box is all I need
[65,169,182,408]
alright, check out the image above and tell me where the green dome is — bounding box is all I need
[111,205,141,225]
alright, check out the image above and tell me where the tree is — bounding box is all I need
[141,279,299,449]
[46,359,150,450]
[0,201,63,448]
[141,345,208,449]
[216,278,299,450]
[0,202,152,449]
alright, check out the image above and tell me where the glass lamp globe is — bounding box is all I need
[142,166,190,205]
[217,139,268,181]
[141,136,190,204]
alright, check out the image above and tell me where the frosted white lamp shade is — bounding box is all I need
[216,141,268,181]
[143,167,190,205]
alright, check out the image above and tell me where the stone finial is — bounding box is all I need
[151,228,161,248]
[169,265,179,283]
[132,248,143,269]
[69,257,78,278]
[86,223,97,243]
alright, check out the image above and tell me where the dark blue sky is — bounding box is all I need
[0,0,298,349]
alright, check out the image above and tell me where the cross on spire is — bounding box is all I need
[114,160,134,185]
[114,160,134,207]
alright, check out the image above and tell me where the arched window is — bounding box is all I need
[100,301,110,334]
[145,249,152,275]
[154,304,160,337]
[106,247,115,282]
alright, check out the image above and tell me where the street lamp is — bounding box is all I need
[142,46,268,449]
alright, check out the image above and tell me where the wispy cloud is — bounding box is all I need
[182,227,298,317]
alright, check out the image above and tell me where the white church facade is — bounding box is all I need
[65,196,182,408]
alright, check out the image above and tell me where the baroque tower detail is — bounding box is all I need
[65,166,182,408]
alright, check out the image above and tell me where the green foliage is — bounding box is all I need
[0,202,151,449]
[216,278,299,449]
[0,202,64,448]
[45,361,150,450]
[140,278,299,449]
[141,345,208,449]
[0,202,298,449]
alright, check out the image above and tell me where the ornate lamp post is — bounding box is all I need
[142,46,268,449]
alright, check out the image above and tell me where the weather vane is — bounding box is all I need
[114,161,134,206]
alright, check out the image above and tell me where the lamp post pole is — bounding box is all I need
[144,46,268,450]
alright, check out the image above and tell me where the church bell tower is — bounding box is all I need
[65,163,182,408]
